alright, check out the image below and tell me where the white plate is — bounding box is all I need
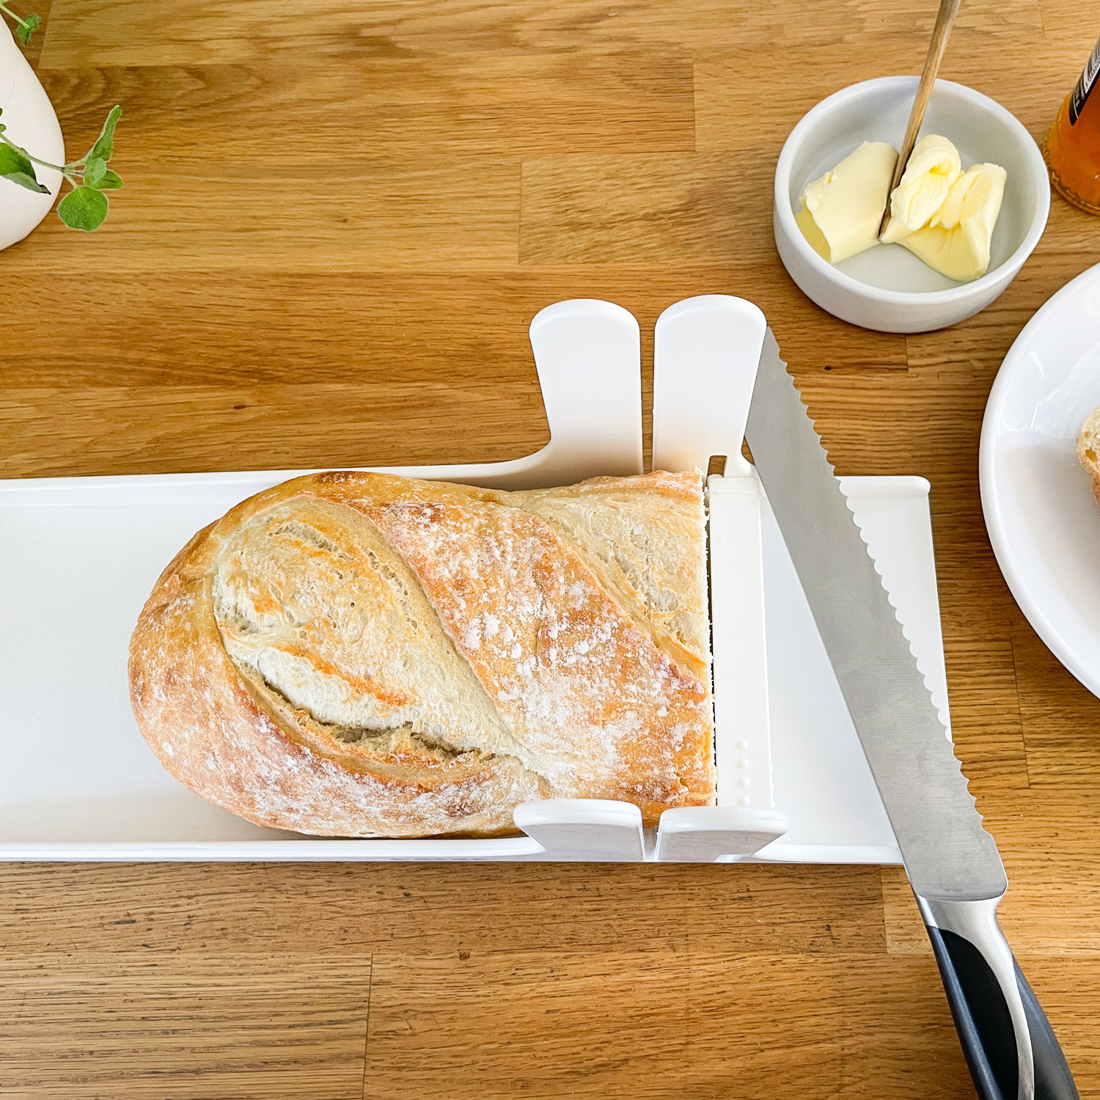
[981,261,1100,696]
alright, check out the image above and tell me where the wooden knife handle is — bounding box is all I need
[878,0,963,235]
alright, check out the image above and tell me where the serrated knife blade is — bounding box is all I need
[743,328,1078,1100]
[745,330,1003,901]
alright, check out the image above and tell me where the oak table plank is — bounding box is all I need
[0,954,372,1098]
[2,0,1099,1095]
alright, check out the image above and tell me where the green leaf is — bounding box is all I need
[0,142,48,193]
[15,12,41,45]
[83,156,106,188]
[91,168,122,190]
[87,105,122,164]
[57,185,109,231]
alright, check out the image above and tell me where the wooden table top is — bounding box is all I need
[3,0,1099,1095]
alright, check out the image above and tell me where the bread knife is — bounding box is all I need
[744,331,1079,1100]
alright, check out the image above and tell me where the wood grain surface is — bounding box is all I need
[2,0,1099,1095]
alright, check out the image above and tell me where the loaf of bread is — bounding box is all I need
[128,469,716,837]
[1078,405,1100,509]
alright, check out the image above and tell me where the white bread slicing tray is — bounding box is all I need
[0,295,945,863]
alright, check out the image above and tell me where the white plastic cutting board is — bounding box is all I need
[0,296,946,862]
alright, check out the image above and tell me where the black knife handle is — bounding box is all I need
[917,895,1079,1100]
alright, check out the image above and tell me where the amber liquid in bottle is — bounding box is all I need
[1045,36,1100,214]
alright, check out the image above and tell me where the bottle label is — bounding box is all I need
[1070,36,1100,124]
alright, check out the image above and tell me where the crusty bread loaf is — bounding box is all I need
[128,469,716,837]
[1078,405,1100,509]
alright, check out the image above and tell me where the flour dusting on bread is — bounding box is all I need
[128,470,716,837]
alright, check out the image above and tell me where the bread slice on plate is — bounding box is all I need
[1078,404,1100,509]
[128,469,716,838]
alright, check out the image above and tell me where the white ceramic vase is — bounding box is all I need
[0,20,64,250]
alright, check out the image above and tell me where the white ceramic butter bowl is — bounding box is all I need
[773,76,1049,333]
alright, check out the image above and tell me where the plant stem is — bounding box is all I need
[0,1,31,33]
[0,131,68,174]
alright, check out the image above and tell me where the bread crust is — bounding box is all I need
[1078,405,1100,510]
[128,470,716,837]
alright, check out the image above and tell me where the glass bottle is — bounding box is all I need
[1045,36,1100,214]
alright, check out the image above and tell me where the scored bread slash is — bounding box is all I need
[128,469,716,839]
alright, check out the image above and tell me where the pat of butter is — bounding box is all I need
[886,134,961,232]
[882,160,1007,282]
[795,141,898,264]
